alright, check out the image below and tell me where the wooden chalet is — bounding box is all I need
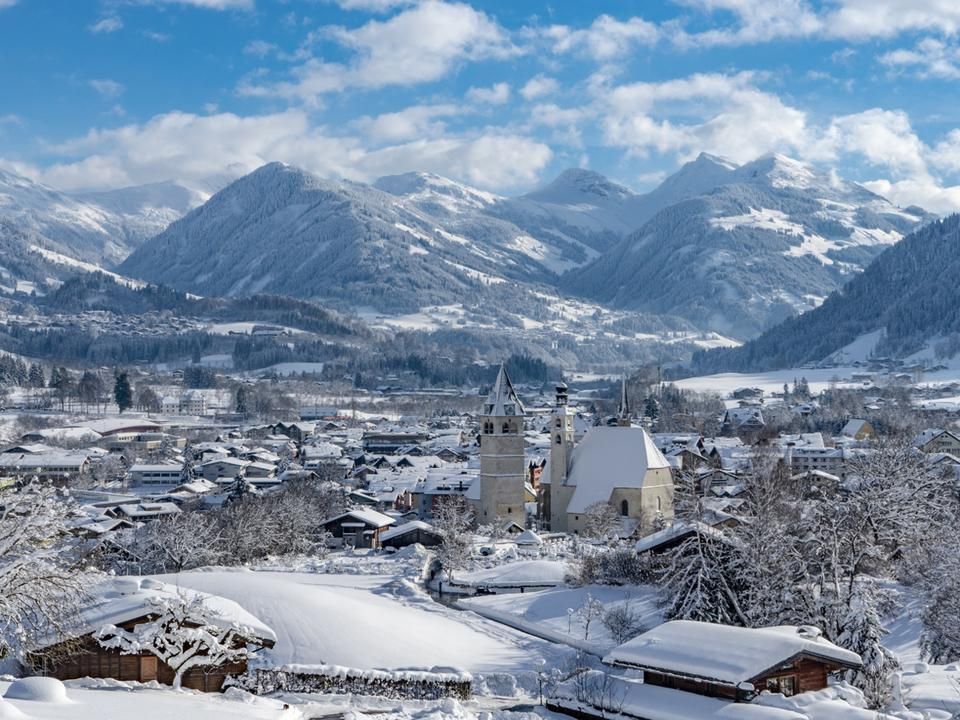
[604,621,861,701]
[27,578,276,693]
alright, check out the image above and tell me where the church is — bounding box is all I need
[475,364,674,535]
[541,380,674,535]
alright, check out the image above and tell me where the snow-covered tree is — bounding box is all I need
[0,483,89,658]
[581,502,622,542]
[432,496,474,581]
[660,527,747,626]
[97,593,254,690]
[920,558,960,665]
[837,584,899,709]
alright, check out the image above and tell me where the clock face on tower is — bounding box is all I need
[504,404,515,416]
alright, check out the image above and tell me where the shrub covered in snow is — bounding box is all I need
[229,664,472,700]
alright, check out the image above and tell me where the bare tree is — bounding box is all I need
[432,496,475,581]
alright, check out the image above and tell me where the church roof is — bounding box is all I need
[483,364,524,417]
[563,426,671,514]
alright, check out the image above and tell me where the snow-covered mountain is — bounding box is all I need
[120,162,605,316]
[691,214,960,372]
[0,169,203,290]
[566,153,930,339]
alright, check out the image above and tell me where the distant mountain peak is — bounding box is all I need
[523,167,636,205]
[692,152,739,170]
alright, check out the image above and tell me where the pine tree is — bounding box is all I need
[235,385,249,416]
[114,371,133,413]
[27,363,45,389]
[838,585,899,709]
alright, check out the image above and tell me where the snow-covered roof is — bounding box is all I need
[562,426,671,514]
[379,520,435,542]
[604,621,861,683]
[840,419,869,437]
[73,418,161,435]
[482,364,524,417]
[39,577,276,649]
[326,508,396,528]
[514,529,543,545]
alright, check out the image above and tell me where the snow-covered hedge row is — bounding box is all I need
[229,664,473,700]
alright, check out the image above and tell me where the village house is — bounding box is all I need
[604,621,862,701]
[127,463,184,485]
[28,577,275,692]
[840,418,876,441]
[322,508,396,549]
[721,407,766,437]
[379,520,443,549]
[913,428,960,455]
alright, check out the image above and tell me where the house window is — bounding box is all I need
[620,499,629,516]
[765,675,797,696]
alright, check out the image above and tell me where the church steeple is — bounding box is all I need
[617,377,631,427]
[484,363,524,417]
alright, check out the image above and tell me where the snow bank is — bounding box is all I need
[452,560,568,588]
[4,677,69,703]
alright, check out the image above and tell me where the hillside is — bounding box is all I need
[690,215,960,373]
[565,154,929,339]
[0,169,202,292]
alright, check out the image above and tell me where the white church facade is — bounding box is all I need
[542,381,674,535]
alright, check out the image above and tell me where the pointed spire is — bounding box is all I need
[618,377,630,425]
[483,363,524,417]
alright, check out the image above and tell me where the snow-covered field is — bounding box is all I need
[157,568,563,674]
[460,584,664,655]
[0,679,301,720]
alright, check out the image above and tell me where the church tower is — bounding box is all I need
[617,377,631,427]
[479,364,526,525]
[549,381,575,532]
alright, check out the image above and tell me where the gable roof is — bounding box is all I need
[563,426,671,514]
[36,576,276,650]
[325,508,396,528]
[604,621,861,685]
[483,364,524,417]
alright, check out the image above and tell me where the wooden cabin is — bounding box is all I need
[27,578,275,693]
[604,621,861,702]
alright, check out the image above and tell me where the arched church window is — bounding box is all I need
[620,499,629,516]
[502,423,510,434]
[656,496,662,512]
[555,434,561,445]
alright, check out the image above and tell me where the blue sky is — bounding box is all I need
[3,0,960,211]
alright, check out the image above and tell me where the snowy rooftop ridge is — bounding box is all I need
[604,621,861,685]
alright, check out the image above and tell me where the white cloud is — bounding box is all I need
[143,30,172,42]
[0,0,18,8]
[333,0,415,10]
[28,110,550,192]
[136,0,254,9]
[599,72,811,162]
[466,82,510,105]
[357,103,460,143]
[356,134,552,188]
[671,0,960,46]
[520,74,559,101]
[0,114,23,126]
[89,79,125,99]
[543,14,658,60]
[243,40,276,58]
[880,38,960,79]
[241,1,515,102]
[824,0,960,40]
[89,16,123,33]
